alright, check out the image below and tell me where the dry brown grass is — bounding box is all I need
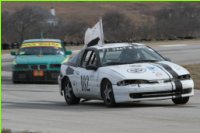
[183,64,200,90]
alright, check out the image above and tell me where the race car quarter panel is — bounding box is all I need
[59,65,76,96]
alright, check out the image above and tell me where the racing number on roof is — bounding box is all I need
[81,75,90,91]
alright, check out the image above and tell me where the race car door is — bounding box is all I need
[75,49,100,98]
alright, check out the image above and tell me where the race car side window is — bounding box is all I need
[81,50,93,68]
[81,50,97,68]
[88,52,97,66]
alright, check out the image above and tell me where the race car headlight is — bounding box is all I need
[12,60,17,65]
[177,74,191,80]
[117,81,126,86]
[117,80,153,86]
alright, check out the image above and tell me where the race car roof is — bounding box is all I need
[90,43,145,49]
[23,39,62,43]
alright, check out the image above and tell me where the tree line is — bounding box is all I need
[2,3,200,49]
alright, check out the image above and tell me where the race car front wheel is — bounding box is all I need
[172,97,189,104]
[101,80,116,107]
[63,78,80,105]
[12,72,20,84]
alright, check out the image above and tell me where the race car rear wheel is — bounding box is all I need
[101,80,116,107]
[63,78,80,105]
[172,97,189,104]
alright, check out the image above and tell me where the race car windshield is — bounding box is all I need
[18,46,65,55]
[100,45,165,66]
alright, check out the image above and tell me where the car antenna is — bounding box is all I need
[41,31,44,39]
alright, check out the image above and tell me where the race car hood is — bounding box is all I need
[105,61,189,80]
[15,55,66,64]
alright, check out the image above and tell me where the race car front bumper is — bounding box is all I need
[13,70,60,83]
[112,79,194,103]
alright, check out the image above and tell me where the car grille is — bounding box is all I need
[130,88,192,99]
[15,64,29,69]
[50,64,61,68]
[13,71,59,82]
[31,65,47,69]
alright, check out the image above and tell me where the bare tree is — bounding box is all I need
[64,20,89,44]
[153,3,200,40]
[4,3,200,45]
[2,11,11,43]
[10,6,49,42]
[102,11,135,42]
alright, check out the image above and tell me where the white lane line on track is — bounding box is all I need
[72,50,80,53]
[159,44,188,47]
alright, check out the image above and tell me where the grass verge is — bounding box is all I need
[2,128,41,133]
[183,64,200,90]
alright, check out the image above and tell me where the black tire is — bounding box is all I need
[172,97,189,104]
[12,72,19,84]
[101,79,116,107]
[12,77,18,83]
[13,80,19,84]
[63,78,80,105]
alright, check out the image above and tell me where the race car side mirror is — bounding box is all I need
[11,51,16,56]
[66,50,72,55]
[165,57,171,61]
[86,65,98,71]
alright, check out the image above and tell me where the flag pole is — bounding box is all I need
[99,17,104,46]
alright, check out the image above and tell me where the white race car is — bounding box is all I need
[58,43,194,107]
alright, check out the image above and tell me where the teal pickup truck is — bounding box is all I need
[11,39,72,83]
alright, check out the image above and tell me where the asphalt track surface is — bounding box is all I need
[2,44,200,133]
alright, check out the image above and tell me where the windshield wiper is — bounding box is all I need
[103,60,159,66]
[103,62,128,66]
[19,53,33,55]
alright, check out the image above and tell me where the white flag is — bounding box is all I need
[84,18,104,48]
